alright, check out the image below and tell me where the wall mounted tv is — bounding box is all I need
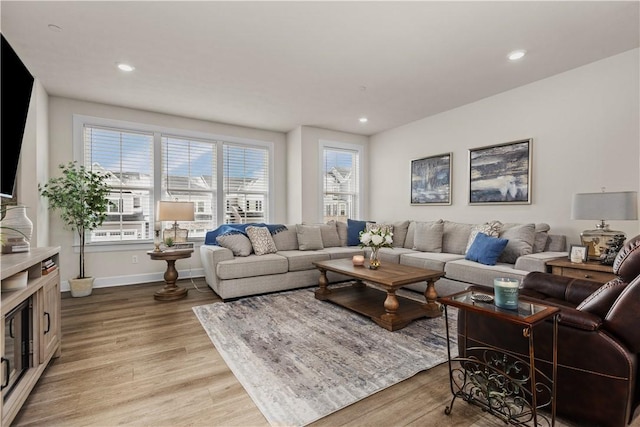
[1,33,35,198]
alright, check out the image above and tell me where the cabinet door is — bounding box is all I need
[39,272,60,363]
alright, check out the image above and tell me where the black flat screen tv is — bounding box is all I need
[1,34,35,198]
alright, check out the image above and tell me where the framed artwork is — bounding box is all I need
[468,139,532,205]
[569,244,589,263]
[411,153,452,205]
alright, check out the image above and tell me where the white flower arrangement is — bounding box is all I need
[359,226,393,249]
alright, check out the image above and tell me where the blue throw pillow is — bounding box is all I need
[465,232,509,266]
[347,219,370,246]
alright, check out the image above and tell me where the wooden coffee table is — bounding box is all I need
[313,258,444,331]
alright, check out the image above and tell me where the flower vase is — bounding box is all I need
[369,247,381,270]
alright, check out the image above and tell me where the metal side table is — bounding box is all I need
[439,290,559,427]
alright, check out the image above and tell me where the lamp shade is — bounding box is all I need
[571,191,638,221]
[157,201,195,222]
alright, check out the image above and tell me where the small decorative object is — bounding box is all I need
[359,226,393,270]
[469,139,532,205]
[470,293,494,303]
[164,237,175,247]
[569,244,588,263]
[494,278,520,310]
[411,153,452,205]
[571,190,637,259]
[153,229,162,252]
[352,255,365,266]
[600,234,626,266]
[0,205,33,253]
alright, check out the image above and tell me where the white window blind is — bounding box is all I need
[161,136,217,238]
[223,144,269,224]
[83,125,154,243]
[322,147,360,223]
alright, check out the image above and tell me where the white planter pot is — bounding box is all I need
[69,277,95,297]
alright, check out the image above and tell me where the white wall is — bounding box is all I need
[370,49,640,246]
[287,125,369,223]
[16,79,49,247]
[47,97,287,289]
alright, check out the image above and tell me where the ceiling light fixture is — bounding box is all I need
[508,50,527,61]
[117,63,135,72]
[359,117,368,123]
[47,24,63,32]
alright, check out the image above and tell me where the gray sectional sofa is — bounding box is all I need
[200,220,567,301]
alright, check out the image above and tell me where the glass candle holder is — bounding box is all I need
[494,278,519,310]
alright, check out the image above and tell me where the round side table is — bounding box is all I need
[147,249,193,301]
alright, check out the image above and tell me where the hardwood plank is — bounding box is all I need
[10,280,607,426]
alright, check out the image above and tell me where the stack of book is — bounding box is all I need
[42,258,58,275]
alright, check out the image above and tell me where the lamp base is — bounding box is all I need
[580,225,626,260]
[163,226,189,244]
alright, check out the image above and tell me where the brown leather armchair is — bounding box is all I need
[458,234,640,427]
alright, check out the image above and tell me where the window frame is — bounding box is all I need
[318,139,365,223]
[73,114,275,252]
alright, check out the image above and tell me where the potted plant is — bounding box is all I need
[39,161,110,297]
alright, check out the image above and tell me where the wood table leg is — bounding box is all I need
[154,259,188,301]
[352,279,366,289]
[423,278,442,317]
[314,268,331,300]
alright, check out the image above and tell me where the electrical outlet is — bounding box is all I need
[132,255,138,264]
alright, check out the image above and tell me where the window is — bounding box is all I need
[76,116,273,246]
[83,125,154,243]
[321,142,362,223]
[223,144,269,224]
[161,136,216,238]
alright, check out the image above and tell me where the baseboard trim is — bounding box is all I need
[60,268,205,292]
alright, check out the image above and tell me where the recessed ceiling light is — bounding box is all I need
[359,117,368,123]
[508,50,527,61]
[117,63,135,72]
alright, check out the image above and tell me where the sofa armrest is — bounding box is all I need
[558,306,602,331]
[200,245,234,291]
[514,251,568,272]
[522,271,602,305]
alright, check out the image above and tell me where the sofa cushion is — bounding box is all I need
[216,233,253,257]
[391,220,410,248]
[371,247,417,264]
[533,223,551,253]
[443,221,473,254]
[272,225,299,251]
[445,259,528,288]
[413,221,444,252]
[216,254,288,279]
[296,224,325,250]
[246,226,278,255]
[321,246,364,260]
[329,220,349,246]
[347,219,371,246]
[465,232,509,266]
[498,223,536,263]
[577,278,628,318]
[465,220,503,253]
[404,220,443,249]
[277,250,330,272]
[400,252,464,272]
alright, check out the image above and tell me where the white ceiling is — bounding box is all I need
[2,1,639,136]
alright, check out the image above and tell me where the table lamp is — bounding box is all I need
[571,190,637,260]
[157,200,195,244]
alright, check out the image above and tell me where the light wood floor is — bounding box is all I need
[9,280,627,426]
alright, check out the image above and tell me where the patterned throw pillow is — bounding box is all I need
[216,233,253,257]
[366,222,393,235]
[246,226,278,256]
[465,220,503,253]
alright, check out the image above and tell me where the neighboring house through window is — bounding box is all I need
[75,115,273,246]
[320,140,363,223]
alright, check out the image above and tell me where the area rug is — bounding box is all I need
[193,287,458,427]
